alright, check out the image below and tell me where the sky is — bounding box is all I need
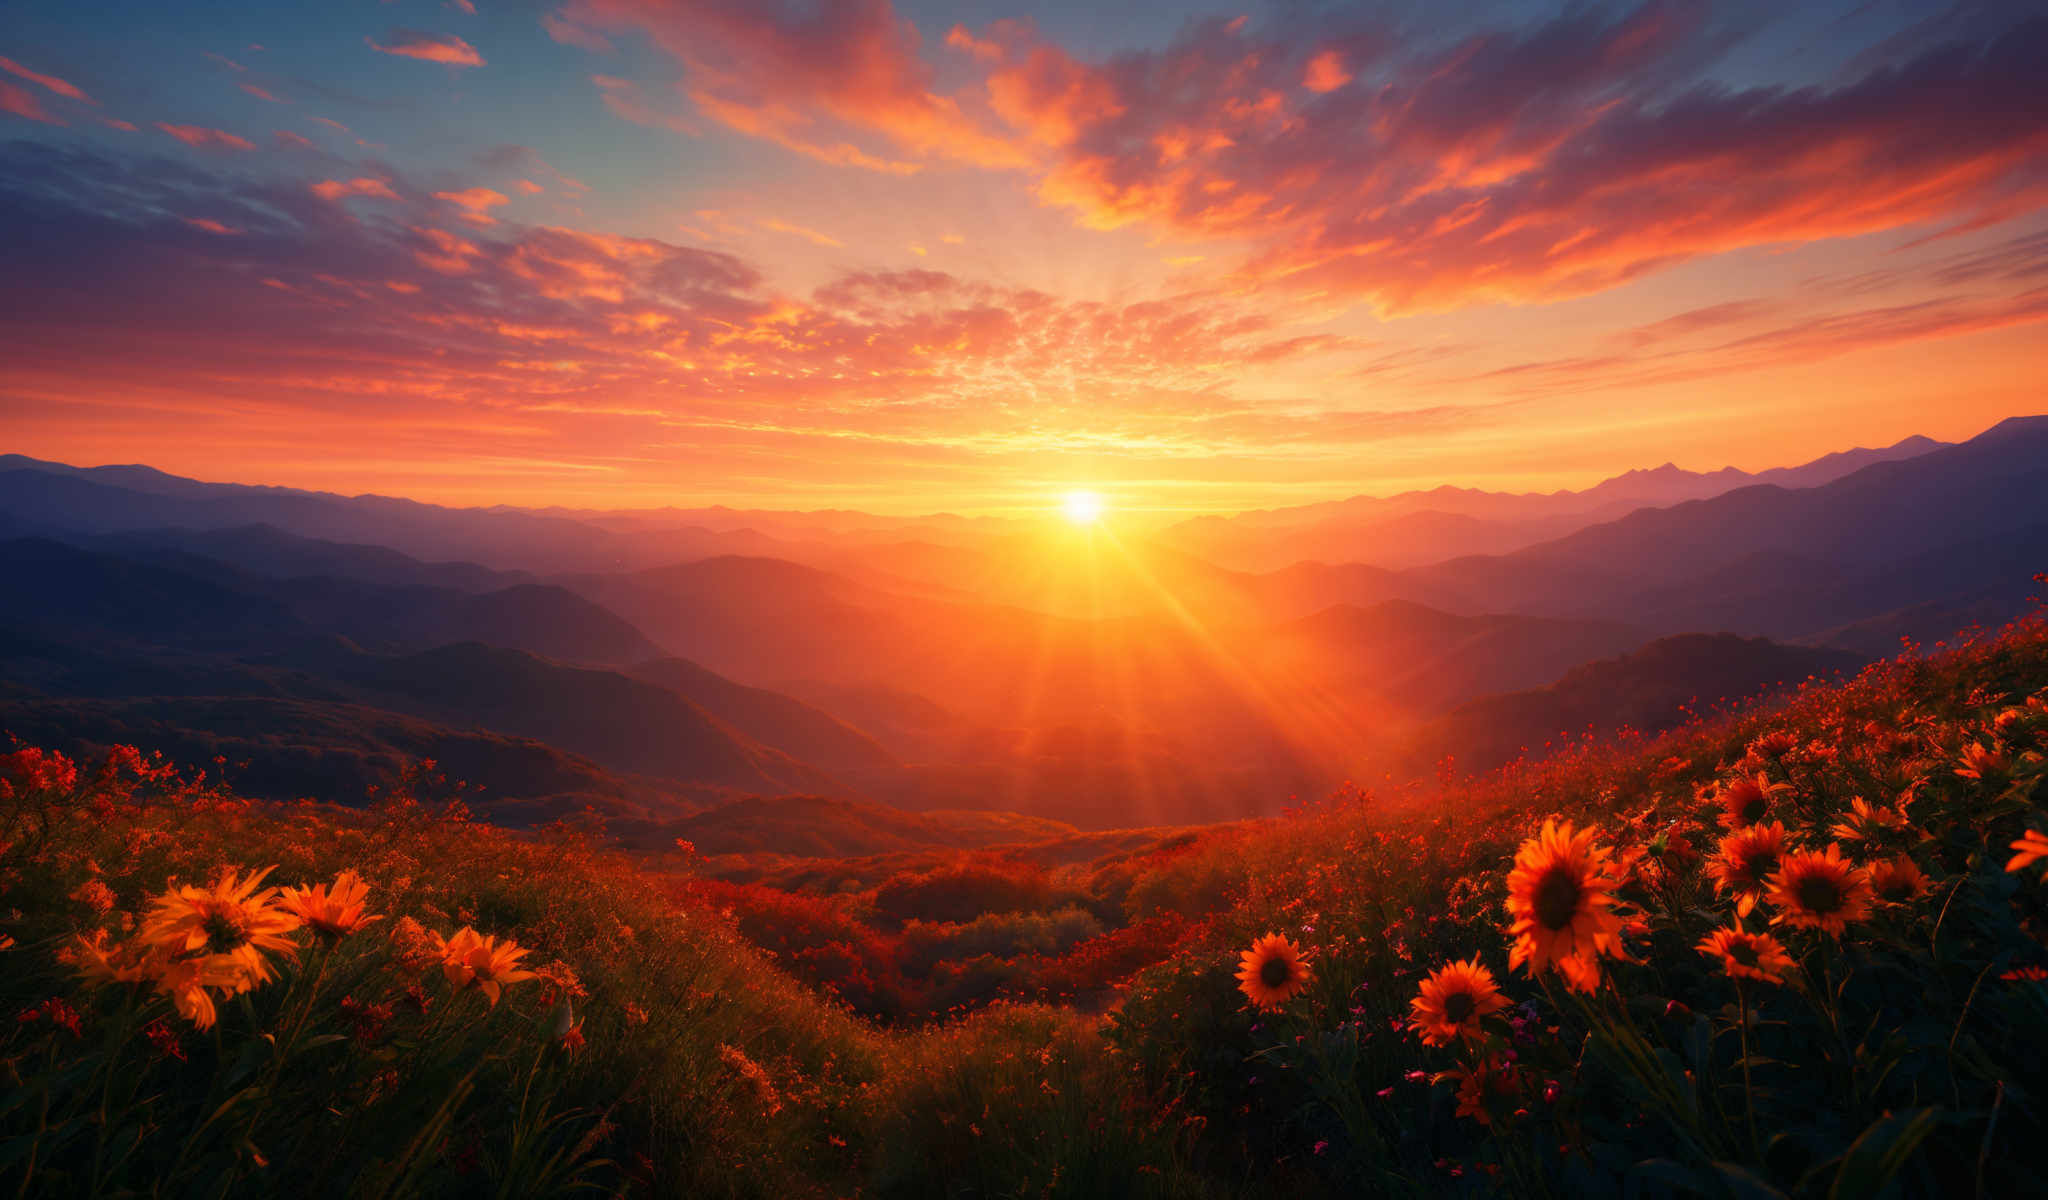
[0,0,2044,516]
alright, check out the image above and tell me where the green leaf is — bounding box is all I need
[1826,1108,1938,1200]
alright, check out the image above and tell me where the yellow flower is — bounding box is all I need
[1957,742,2010,780]
[136,865,300,993]
[1866,855,1930,903]
[1705,822,1788,917]
[1505,820,1624,992]
[1828,797,1908,843]
[1443,1054,1521,1126]
[436,926,537,1005]
[2008,830,2048,875]
[1234,934,1312,1013]
[1696,928,1796,986]
[1766,845,1872,937]
[1407,958,1509,1046]
[279,870,381,939]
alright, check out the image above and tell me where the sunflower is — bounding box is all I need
[1705,822,1788,917]
[1444,1054,1521,1126]
[1407,958,1509,1046]
[1956,742,2010,780]
[1828,797,1909,843]
[1696,927,1796,986]
[136,866,300,992]
[437,926,537,1006]
[280,870,381,940]
[1505,820,1623,992]
[148,955,248,1031]
[1716,773,1789,830]
[1234,933,1312,1012]
[1766,845,1872,937]
[1866,855,1930,903]
[2009,830,2048,875]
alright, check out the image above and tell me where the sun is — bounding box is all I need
[1061,490,1105,525]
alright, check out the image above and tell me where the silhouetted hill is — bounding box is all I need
[1394,634,1866,774]
[270,578,666,666]
[95,524,530,592]
[0,538,304,647]
[0,694,687,823]
[627,658,897,769]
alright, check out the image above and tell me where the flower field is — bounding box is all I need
[6,614,2048,1196]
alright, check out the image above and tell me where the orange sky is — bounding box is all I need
[2,2,2045,515]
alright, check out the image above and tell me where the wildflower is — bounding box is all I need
[1749,731,1800,760]
[623,1001,649,1026]
[1407,958,1509,1046]
[1234,934,1312,1012]
[17,997,84,1038]
[1829,797,1909,843]
[339,995,394,1045]
[62,929,156,987]
[1957,742,2010,780]
[1716,774,1789,830]
[2008,830,2048,875]
[1767,845,1872,937]
[279,870,381,940]
[136,866,300,993]
[70,878,116,916]
[1697,928,1797,985]
[718,1044,783,1114]
[388,915,443,973]
[1443,1055,1521,1126]
[552,999,587,1053]
[436,926,536,1005]
[1706,822,1788,917]
[1867,855,1931,903]
[143,1018,186,1061]
[2002,966,2048,982]
[1505,820,1624,992]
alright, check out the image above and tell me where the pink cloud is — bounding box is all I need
[157,123,257,151]
[0,57,92,103]
[0,80,59,125]
[566,0,1029,171]
[311,177,400,202]
[961,9,2048,314]
[184,218,241,235]
[757,217,843,248]
[241,82,284,103]
[367,29,485,67]
[275,130,317,150]
[435,187,511,224]
[544,12,615,53]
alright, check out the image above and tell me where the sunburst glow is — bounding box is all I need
[1061,491,1105,525]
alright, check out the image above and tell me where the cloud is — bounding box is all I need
[275,130,317,151]
[564,0,1029,171]
[1,80,59,125]
[435,186,511,223]
[543,12,615,53]
[241,82,284,103]
[959,9,2048,314]
[311,177,400,202]
[757,217,842,248]
[156,123,257,151]
[0,57,93,103]
[367,30,486,67]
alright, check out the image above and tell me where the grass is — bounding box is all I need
[4,614,2048,1196]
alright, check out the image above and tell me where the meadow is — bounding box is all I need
[4,612,2046,1196]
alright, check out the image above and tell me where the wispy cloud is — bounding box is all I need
[367,29,485,67]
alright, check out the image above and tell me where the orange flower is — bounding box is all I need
[1696,928,1796,986]
[1866,855,1930,903]
[436,926,536,1005]
[1407,958,1510,1046]
[1747,731,1800,760]
[1505,820,1624,992]
[136,866,300,993]
[2008,830,2048,875]
[1443,1054,1521,1126]
[1828,797,1908,843]
[62,930,155,987]
[1956,742,2010,780]
[1716,773,1789,830]
[1234,934,1312,1012]
[279,870,380,940]
[1705,822,1788,917]
[1766,845,1872,937]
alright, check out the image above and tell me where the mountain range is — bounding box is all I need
[1,416,2042,833]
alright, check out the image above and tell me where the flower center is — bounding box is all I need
[1739,797,1767,824]
[1443,991,1476,1023]
[1742,849,1778,881]
[201,905,250,954]
[1796,874,1842,915]
[1878,877,1913,902]
[1729,941,1760,968]
[1260,956,1293,989]
[1533,868,1583,931]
